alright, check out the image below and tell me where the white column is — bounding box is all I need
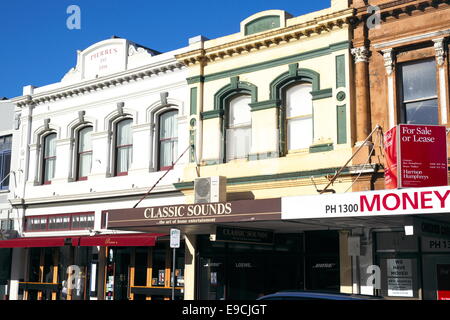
[382,49,396,129]
[9,247,25,300]
[433,38,448,125]
[183,234,196,300]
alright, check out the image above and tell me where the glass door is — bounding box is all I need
[198,256,226,300]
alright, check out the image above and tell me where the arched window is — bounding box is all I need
[115,118,133,176]
[42,133,57,184]
[76,126,93,180]
[158,110,178,170]
[285,83,313,151]
[225,94,252,161]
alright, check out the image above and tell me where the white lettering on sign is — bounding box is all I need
[144,203,232,219]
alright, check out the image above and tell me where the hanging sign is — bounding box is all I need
[384,124,448,189]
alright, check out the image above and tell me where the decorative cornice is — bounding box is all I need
[12,60,186,107]
[351,46,370,63]
[176,8,353,66]
[355,0,448,18]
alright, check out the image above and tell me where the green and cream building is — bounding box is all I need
[172,1,363,299]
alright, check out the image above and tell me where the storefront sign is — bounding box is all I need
[387,259,413,297]
[215,226,274,245]
[282,185,450,220]
[384,125,448,189]
[106,198,281,229]
[415,219,450,239]
[421,237,450,253]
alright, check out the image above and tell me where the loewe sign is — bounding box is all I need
[107,198,281,229]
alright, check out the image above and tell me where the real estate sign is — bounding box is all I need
[384,124,448,189]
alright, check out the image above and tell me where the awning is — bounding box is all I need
[75,233,165,247]
[0,236,76,248]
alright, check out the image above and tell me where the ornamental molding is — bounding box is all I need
[12,60,186,108]
[433,38,446,67]
[176,8,353,66]
[351,46,370,63]
[382,48,395,76]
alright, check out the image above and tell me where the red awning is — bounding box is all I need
[0,236,77,248]
[76,233,165,247]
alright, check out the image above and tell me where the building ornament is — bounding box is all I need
[351,46,370,63]
[433,38,446,67]
[382,48,395,76]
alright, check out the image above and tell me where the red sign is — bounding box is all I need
[384,124,448,189]
[437,264,450,300]
[384,126,398,189]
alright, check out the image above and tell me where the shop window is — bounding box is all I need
[134,247,148,287]
[152,244,167,287]
[0,135,12,190]
[28,248,41,283]
[26,217,48,231]
[25,213,94,232]
[0,218,13,231]
[285,83,313,151]
[48,215,70,230]
[114,118,133,176]
[398,59,438,125]
[225,95,252,161]
[76,126,93,180]
[158,110,178,170]
[42,132,57,184]
[71,214,94,230]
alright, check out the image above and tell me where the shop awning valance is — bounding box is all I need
[0,233,165,248]
[0,236,76,248]
[74,233,165,247]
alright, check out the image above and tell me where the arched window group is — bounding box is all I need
[37,108,179,185]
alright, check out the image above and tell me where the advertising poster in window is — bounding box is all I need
[384,124,448,189]
[387,259,413,297]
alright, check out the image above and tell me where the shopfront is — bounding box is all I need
[282,185,450,300]
[0,233,178,300]
[105,198,345,300]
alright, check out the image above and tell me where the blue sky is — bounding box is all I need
[0,0,330,99]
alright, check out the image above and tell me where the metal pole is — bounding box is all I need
[172,248,176,300]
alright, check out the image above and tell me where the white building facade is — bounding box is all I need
[4,38,191,300]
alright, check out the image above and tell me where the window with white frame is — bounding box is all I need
[226,95,252,161]
[398,59,438,125]
[0,135,11,190]
[285,83,313,151]
[114,118,133,176]
[76,126,93,180]
[42,133,56,184]
[158,110,178,170]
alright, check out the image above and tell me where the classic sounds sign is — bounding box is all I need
[384,124,448,189]
[106,198,281,229]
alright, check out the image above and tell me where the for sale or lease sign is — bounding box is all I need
[384,124,448,189]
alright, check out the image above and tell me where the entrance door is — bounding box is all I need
[105,248,130,300]
[198,257,226,300]
[113,248,130,300]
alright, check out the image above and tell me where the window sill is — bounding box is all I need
[0,189,10,194]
